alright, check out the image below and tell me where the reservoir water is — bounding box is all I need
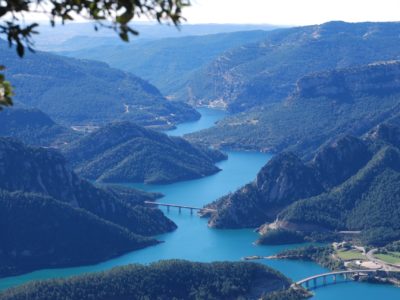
[0,108,399,299]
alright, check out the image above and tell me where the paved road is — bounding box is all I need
[366,248,398,271]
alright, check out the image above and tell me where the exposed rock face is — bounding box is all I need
[0,137,176,236]
[62,122,227,184]
[186,61,400,157]
[255,152,323,205]
[185,21,400,112]
[207,152,323,228]
[311,136,372,188]
[278,145,400,239]
[294,61,400,102]
[207,124,400,245]
[366,123,400,148]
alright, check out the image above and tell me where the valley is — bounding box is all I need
[1,19,400,299]
[1,108,399,299]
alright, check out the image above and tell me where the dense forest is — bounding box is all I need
[0,108,77,147]
[59,30,271,98]
[0,137,176,276]
[188,61,400,157]
[1,39,199,128]
[62,121,227,184]
[0,260,293,300]
[0,190,156,277]
[185,21,400,112]
[206,123,400,247]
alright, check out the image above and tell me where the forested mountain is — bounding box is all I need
[59,30,271,97]
[188,61,400,157]
[0,260,292,300]
[1,40,198,128]
[184,21,400,111]
[0,137,176,235]
[35,23,279,52]
[0,138,176,276]
[0,191,156,277]
[205,123,400,246]
[0,108,77,147]
[62,122,226,184]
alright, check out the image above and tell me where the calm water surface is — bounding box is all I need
[0,108,399,299]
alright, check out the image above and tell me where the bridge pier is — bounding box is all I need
[167,206,170,212]
[190,208,193,215]
[323,275,326,285]
[333,274,336,284]
[179,207,181,214]
[313,278,317,287]
[305,281,309,288]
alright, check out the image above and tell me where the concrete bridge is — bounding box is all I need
[294,269,379,289]
[144,201,216,215]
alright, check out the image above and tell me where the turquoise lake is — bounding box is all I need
[0,108,399,299]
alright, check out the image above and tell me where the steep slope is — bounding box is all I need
[185,21,400,111]
[0,137,176,236]
[206,125,400,246]
[206,152,323,228]
[62,122,226,184]
[1,40,198,128]
[0,108,77,147]
[188,61,400,156]
[0,191,156,277]
[58,30,271,98]
[0,260,292,300]
[279,146,400,245]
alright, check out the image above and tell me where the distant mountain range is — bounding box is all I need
[58,30,271,97]
[34,23,280,51]
[188,61,400,157]
[206,123,400,247]
[62,121,227,184]
[184,21,400,112]
[0,138,176,277]
[1,40,199,128]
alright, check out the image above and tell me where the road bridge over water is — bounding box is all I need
[144,201,216,215]
[294,269,400,290]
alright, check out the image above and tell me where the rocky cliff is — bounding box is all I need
[206,124,400,246]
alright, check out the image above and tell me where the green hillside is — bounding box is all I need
[0,191,155,277]
[185,21,400,111]
[62,122,226,184]
[0,260,292,300]
[188,61,400,157]
[1,40,199,128]
[59,30,270,98]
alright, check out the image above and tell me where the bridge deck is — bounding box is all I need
[296,269,377,285]
[144,201,216,211]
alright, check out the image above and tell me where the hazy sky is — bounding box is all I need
[184,0,400,25]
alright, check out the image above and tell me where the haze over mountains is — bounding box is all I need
[185,21,400,111]
[58,30,271,97]
[188,61,400,156]
[2,19,400,299]
[1,39,198,128]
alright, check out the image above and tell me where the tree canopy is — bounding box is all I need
[0,0,191,108]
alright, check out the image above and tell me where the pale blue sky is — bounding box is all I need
[185,0,400,25]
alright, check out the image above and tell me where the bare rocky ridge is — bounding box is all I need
[206,123,400,246]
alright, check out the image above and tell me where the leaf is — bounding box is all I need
[16,42,24,57]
